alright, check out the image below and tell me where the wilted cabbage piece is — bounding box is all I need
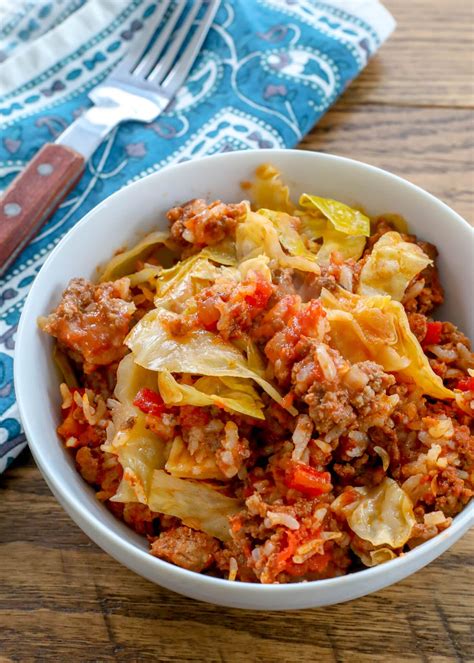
[299,213,327,240]
[109,423,168,504]
[158,371,265,419]
[148,470,241,540]
[154,254,228,313]
[114,352,157,406]
[126,309,296,413]
[315,227,366,266]
[105,354,168,504]
[99,231,170,282]
[258,208,319,261]
[244,163,294,213]
[245,338,266,377]
[237,254,273,283]
[236,210,320,273]
[387,299,454,399]
[128,265,164,287]
[358,231,432,301]
[202,240,238,266]
[367,548,397,566]
[299,193,370,237]
[346,477,416,548]
[165,436,224,480]
[321,287,454,399]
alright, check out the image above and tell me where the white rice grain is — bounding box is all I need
[228,557,238,581]
[316,345,337,381]
[60,383,72,409]
[374,446,390,471]
[339,264,353,292]
[292,415,313,461]
[428,418,454,440]
[430,345,458,362]
[265,511,300,530]
[403,278,425,302]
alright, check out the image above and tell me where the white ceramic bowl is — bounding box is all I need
[15,149,474,610]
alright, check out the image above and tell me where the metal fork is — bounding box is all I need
[0,0,221,274]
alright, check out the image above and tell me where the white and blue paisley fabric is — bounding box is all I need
[0,0,394,471]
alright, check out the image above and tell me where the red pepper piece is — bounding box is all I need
[423,320,442,345]
[133,387,166,416]
[284,463,332,497]
[456,376,474,392]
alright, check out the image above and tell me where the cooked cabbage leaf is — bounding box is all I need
[316,227,366,266]
[297,211,365,266]
[126,308,296,413]
[165,435,224,480]
[245,163,294,213]
[346,477,416,548]
[154,254,232,313]
[114,352,157,406]
[148,470,241,540]
[158,371,265,419]
[236,210,320,273]
[105,354,168,504]
[299,213,327,240]
[258,208,319,261]
[358,231,432,301]
[109,424,168,504]
[202,240,238,266]
[238,254,272,282]
[99,231,170,282]
[246,338,266,377]
[128,265,163,287]
[321,287,454,399]
[299,194,370,237]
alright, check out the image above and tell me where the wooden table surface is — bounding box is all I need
[1,1,473,661]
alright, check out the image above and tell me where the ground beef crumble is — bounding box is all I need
[150,525,220,572]
[40,277,135,372]
[168,198,246,247]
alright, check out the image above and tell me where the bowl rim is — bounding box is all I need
[14,148,474,596]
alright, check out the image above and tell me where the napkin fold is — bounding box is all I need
[0,0,395,472]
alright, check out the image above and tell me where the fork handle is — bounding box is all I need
[0,143,85,275]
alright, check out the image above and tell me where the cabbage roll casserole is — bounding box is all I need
[39,165,474,583]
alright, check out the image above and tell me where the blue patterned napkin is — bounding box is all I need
[0,0,395,471]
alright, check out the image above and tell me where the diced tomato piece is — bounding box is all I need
[274,530,298,574]
[57,389,102,447]
[456,376,474,392]
[294,299,325,337]
[284,463,332,497]
[280,391,295,411]
[196,296,220,331]
[179,405,211,427]
[245,277,273,309]
[57,409,87,439]
[423,321,442,345]
[133,388,166,416]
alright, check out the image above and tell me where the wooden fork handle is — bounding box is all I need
[0,143,85,275]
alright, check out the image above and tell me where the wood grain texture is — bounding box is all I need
[342,0,474,107]
[0,143,84,274]
[1,0,473,661]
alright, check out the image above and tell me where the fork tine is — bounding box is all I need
[147,0,203,84]
[158,0,220,97]
[114,0,173,76]
[132,0,186,78]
